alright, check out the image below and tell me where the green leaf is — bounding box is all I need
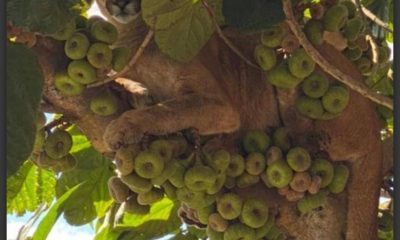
[222,0,285,31]
[7,0,89,34]
[55,130,114,225]
[32,183,84,240]
[7,160,56,216]
[142,0,214,62]
[116,198,181,239]
[7,43,43,177]
[94,205,121,240]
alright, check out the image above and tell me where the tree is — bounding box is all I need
[6,0,394,239]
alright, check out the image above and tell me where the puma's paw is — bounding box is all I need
[103,119,144,150]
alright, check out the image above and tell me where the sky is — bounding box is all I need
[7,2,393,240]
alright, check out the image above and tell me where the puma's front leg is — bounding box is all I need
[103,93,241,150]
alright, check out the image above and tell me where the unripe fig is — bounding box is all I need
[90,20,118,44]
[216,193,243,220]
[224,223,256,240]
[242,130,270,154]
[134,150,164,179]
[208,149,231,173]
[286,147,312,172]
[261,26,285,48]
[239,198,269,228]
[207,225,224,240]
[90,90,119,116]
[310,158,334,188]
[297,191,327,214]
[207,173,226,195]
[301,72,330,98]
[50,20,76,40]
[54,73,84,96]
[108,176,131,203]
[137,187,164,205]
[114,144,140,176]
[149,139,174,162]
[344,47,363,61]
[254,44,277,71]
[112,47,131,72]
[245,153,266,175]
[226,154,245,177]
[67,59,97,84]
[184,165,217,191]
[272,128,291,152]
[296,96,324,119]
[340,1,357,18]
[64,33,90,60]
[161,181,177,200]
[323,4,349,32]
[254,213,275,238]
[321,85,350,114]
[310,3,325,20]
[169,163,186,188]
[267,61,303,89]
[304,20,324,45]
[120,172,152,193]
[44,130,72,159]
[288,48,316,79]
[123,195,151,215]
[197,205,215,225]
[37,152,57,168]
[151,160,179,186]
[224,176,236,189]
[343,17,364,42]
[87,43,113,69]
[236,172,260,188]
[266,160,293,188]
[209,213,229,232]
[328,164,349,193]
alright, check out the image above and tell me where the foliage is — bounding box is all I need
[6,0,394,238]
[6,43,43,177]
[7,0,89,34]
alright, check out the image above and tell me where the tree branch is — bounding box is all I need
[282,0,393,110]
[353,0,393,33]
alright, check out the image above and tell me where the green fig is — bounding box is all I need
[134,150,165,179]
[54,73,84,96]
[112,47,131,72]
[304,20,324,45]
[50,20,76,40]
[328,164,349,193]
[216,193,243,220]
[87,43,113,69]
[321,85,350,114]
[297,191,327,214]
[236,172,260,188]
[44,130,72,159]
[64,33,90,60]
[272,128,291,152]
[184,165,217,192]
[120,172,152,193]
[267,61,303,89]
[254,44,277,71]
[296,96,324,119]
[123,195,151,215]
[288,48,316,79]
[310,158,335,188]
[149,139,174,162]
[289,172,312,192]
[261,25,285,48]
[286,147,312,172]
[89,91,119,116]
[239,198,269,228]
[209,213,229,232]
[67,59,97,84]
[226,154,245,177]
[301,72,330,98]
[224,223,256,240]
[90,20,118,44]
[266,160,293,188]
[323,4,349,32]
[242,130,270,154]
[137,187,164,205]
[343,17,364,42]
[108,176,131,203]
[245,153,266,175]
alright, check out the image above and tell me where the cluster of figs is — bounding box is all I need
[254,0,392,121]
[30,112,76,172]
[49,15,131,117]
[107,128,349,240]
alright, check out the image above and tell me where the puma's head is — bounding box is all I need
[102,0,141,24]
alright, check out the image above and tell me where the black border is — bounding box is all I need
[2,0,7,238]
[393,0,399,237]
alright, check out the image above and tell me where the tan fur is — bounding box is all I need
[96,1,384,239]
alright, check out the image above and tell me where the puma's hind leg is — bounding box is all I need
[103,93,241,150]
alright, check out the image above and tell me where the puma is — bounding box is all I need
[84,1,386,238]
